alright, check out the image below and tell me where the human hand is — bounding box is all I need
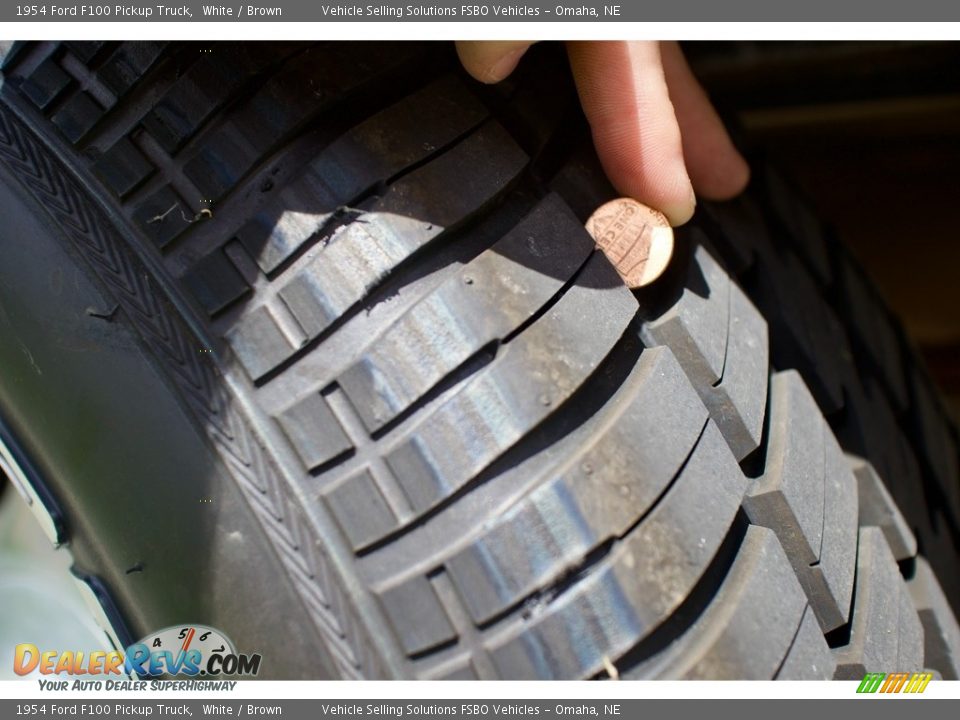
[456,41,750,226]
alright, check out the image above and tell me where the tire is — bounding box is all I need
[0,40,957,681]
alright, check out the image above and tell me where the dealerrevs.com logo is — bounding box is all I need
[14,625,261,680]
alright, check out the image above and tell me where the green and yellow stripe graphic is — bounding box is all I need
[856,672,933,694]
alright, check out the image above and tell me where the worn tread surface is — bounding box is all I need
[777,606,837,680]
[908,557,960,679]
[624,526,807,680]
[0,40,956,680]
[833,527,924,679]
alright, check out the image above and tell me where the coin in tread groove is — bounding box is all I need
[586,198,674,288]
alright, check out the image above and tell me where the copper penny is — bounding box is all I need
[585,198,674,288]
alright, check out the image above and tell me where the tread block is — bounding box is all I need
[336,71,485,167]
[701,281,768,461]
[640,242,768,460]
[51,91,104,143]
[746,371,857,633]
[276,391,353,471]
[776,605,836,680]
[132,184,194,249]
[275,122,528,344]
[385,252,637,519]
[833,527,924,678]
[364,119,528,234]
[140,46,279,154]
[811,429,858,631]
[184,45,439,202]
[628,526,807,679]
[377,575,457,656]
[434,661,479,680]
[546,140,616,222]
[486,421,747,679]
[229,41,420,150]
[745,371,825,567]
[0,41,29,72]
[907,557,960,679]
[225,304,299,380]
[97,41,167,97]
[229,45,362,140]
[92,136,155,198]
[181,249,250,316]
[20,58,72,110]
[325,469,400,550]
[445,346,708,624]
[851,456,917,562]
[63,41,105,64]
[277,213,442,340]
[182,133,249,202]
[337,193,594,433]
[898,572,926,672]
[641,240,729,388]
[238,188,336,276]
[234,74,487,274]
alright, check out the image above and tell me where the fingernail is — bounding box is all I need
[664,185,697,227]
[484,47,527,83]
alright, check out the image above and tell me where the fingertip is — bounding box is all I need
[657,179,696,226]
[704,151,751,201]
[455,41,533,84]
[728,150,752,194]
[690,149,751,201]
[665,194,696,226]
[483,46,528,84]
[599,143,696,226]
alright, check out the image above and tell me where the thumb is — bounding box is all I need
[455,41,536,84]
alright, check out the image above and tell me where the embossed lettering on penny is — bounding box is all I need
[586,198,674,288]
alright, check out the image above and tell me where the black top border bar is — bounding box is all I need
[5,0,960,22]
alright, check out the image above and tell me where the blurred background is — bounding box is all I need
[687,40,960,420]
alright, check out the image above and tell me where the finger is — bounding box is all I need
[567,41,696,226]
[455,41,536,84]
[660,41,750,200]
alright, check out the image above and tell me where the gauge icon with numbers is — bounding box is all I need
[137,624,236,662]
